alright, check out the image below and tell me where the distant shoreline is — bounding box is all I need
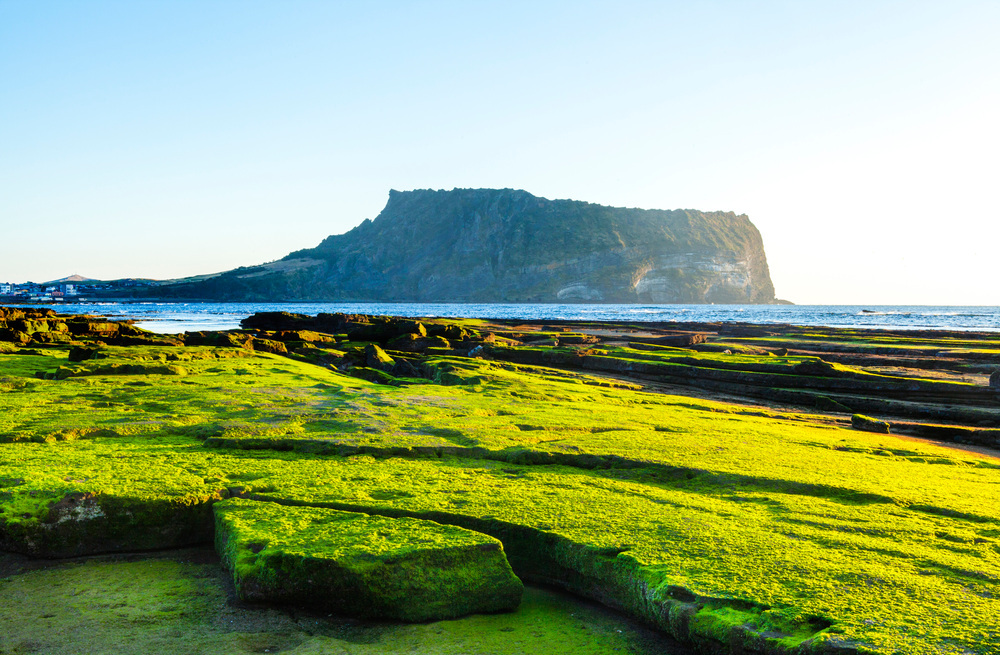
[4,301,1000,334]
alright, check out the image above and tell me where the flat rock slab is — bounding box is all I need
[214,498,523,621]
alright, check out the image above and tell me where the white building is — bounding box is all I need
[0,283,12,295]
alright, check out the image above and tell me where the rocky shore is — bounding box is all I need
[2,306,999,654]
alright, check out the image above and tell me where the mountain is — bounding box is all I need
[151,188,778,304]
[43,274,95,285]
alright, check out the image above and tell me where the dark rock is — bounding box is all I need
[815,395,852,413]
[65,320,119,337]
[793,359,839,376]
[386,333,422,350]
[249,338,288,355]
[9,318,50,334]
[1,490,221,558]
[40,363,189,380]
[365,344,395,370]
[29,331,75,344]
[111,334,185,347]
[349,367,400,385]
[558,334,600,345]
[239,311,310,331]
[184,331,253,349]
[68,346,103,362]
[851,414,890,434]
[636,333,709,347]
[398,320,427,338]
[386,333,451,353]
[240,313,428,345]
[272,330,337,344]
[0,329,31,345]
[114,324,149,337]
[524,337,559,347]
[390,358,422,378]
[434,324,474,342]
[990,370,1000,389]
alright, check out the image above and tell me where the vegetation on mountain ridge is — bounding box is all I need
[148,188,777,303]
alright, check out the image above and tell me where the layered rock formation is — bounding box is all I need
[154,188,777,303]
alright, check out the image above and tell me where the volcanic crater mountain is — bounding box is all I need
[156,188,777,303]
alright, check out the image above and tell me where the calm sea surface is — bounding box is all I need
[9,302,1000,334]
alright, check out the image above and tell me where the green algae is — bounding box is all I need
[0,550,680,655]
[214,498,523,621]
[2,322,1000,654]
[3,436,998,652]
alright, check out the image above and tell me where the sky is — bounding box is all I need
[2,1,998,304]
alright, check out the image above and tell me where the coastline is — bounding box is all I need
[4,300,1000,334]
[2,306,999,653]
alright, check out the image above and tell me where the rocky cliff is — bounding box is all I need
[154,188,777,303]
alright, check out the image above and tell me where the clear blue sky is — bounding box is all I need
[2,1,997,303]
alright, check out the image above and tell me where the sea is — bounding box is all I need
[8,302,1000,334]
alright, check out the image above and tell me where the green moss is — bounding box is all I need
[215,498,522,621]
[0,551,680,655]
[852,414,891,434]
[2,324,1000,653]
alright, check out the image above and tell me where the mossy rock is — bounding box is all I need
[0,491,221,558]
[558,333,600,345]
[249,338,288,355]
[692,342,767,355]
[364,343,395,369]
[0,328,31,344]
[112,334,185,347]
[792,359,840,376]
[428,324,475,342]
[8,318,51,334]
[386,333,451,352]
[348,366,400,385]
[68,346,105,362]
[115,323,154,338]
[815,395,852,413]
[397,320,427,338]
[851,414,890,434]
[214,498,523,621]
[272,330,338,344]
[38,362,189,379]
[29,331,75,344]
[65,320,120,337]
[184,331,254,349]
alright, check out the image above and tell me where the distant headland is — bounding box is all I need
[3,189,786,304]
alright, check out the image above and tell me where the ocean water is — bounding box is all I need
[9,302,1000,334]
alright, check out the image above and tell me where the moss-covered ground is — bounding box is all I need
[214,499,522,621]
[2,309,999,654]
[0,549,681,655]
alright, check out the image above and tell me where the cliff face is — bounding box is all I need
[156,188,777,303]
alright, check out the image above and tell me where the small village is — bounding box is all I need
[0,276,153,302]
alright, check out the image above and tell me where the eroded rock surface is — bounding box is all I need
[214,498,523,621]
